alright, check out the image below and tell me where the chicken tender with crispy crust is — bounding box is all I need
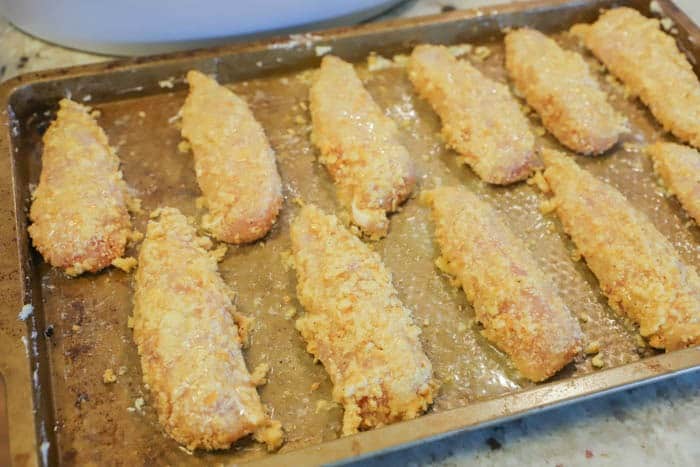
[133,208,283,451]
[309,55,416,239]
[408,44,539,184]
[291,204,436,435]
[181,70,283,244]
[573,8,700,148]
[423,186,582,381]
[28,98,132,276]
[505,28,626,155]
[647,141,700,223]
[541,149,700,351]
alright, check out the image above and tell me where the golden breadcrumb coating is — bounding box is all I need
[504,28,626,155]
[291,204,436,435]
[573,8,700,148]
[647,141,700,223]
[423,186,582,381]
[181,70,283,244]
[28,98,132,276]
[541,149,700,351]
[133,208,283,451]
[408,44,539,184]
[309,55,416,239]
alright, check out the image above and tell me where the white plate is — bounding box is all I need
[0,0,405,55]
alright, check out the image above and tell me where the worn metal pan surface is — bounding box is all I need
[0,0,699,465]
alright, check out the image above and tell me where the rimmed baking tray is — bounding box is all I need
[1,0,699,465]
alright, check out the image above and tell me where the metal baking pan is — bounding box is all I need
[1,0,699,465]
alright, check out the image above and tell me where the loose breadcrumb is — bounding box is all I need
[210,245,228,262]
[527,170,551,193]
[539,198,559,215]
[591,353,605,368]
[315,400,340,413]
[250,363,270,386]
[585,341,601,355]
[280,250,295,271]
[367,52,395,71]
[112,257,138,273]
[103,368,117,384]
[472,46,491,61]
[284,306,297,320]
[177,140,191,153]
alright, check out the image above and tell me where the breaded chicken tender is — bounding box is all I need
[408,44,539,184]
[181,70,283,244]
[291,204,436,435]
[309,55,416,239]
[132,208,282,451]
[28,99,132,276]
[647,141,700,223]
[505,28,626,155]
[423,186,582,381]
[573,8,700,148]
[541,149,700,351]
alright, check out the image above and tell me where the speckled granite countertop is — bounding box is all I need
[1,1,700,466]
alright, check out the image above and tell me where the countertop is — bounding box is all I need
[1,1,700,466]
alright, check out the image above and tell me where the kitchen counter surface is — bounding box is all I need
[2,1,699,466]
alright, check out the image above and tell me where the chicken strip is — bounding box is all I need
[505,28,626,155]
[408,44,539,184]
[132,207,283,451]
[423,186,582,381]
[181,70,283,244]
[291,204,436,435]
[309,55,416,239]
[572,8,700,148]
[541,148,700,350]
[647,141,700,223]
[28,98,132,276]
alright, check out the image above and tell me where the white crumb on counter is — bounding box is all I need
[158,77,175,88]
[20,336,29,356]
[40,441,50,465]
[18,304,33,321]
[315,45,332,56]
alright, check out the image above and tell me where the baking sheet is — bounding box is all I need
[2,0,700,465]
